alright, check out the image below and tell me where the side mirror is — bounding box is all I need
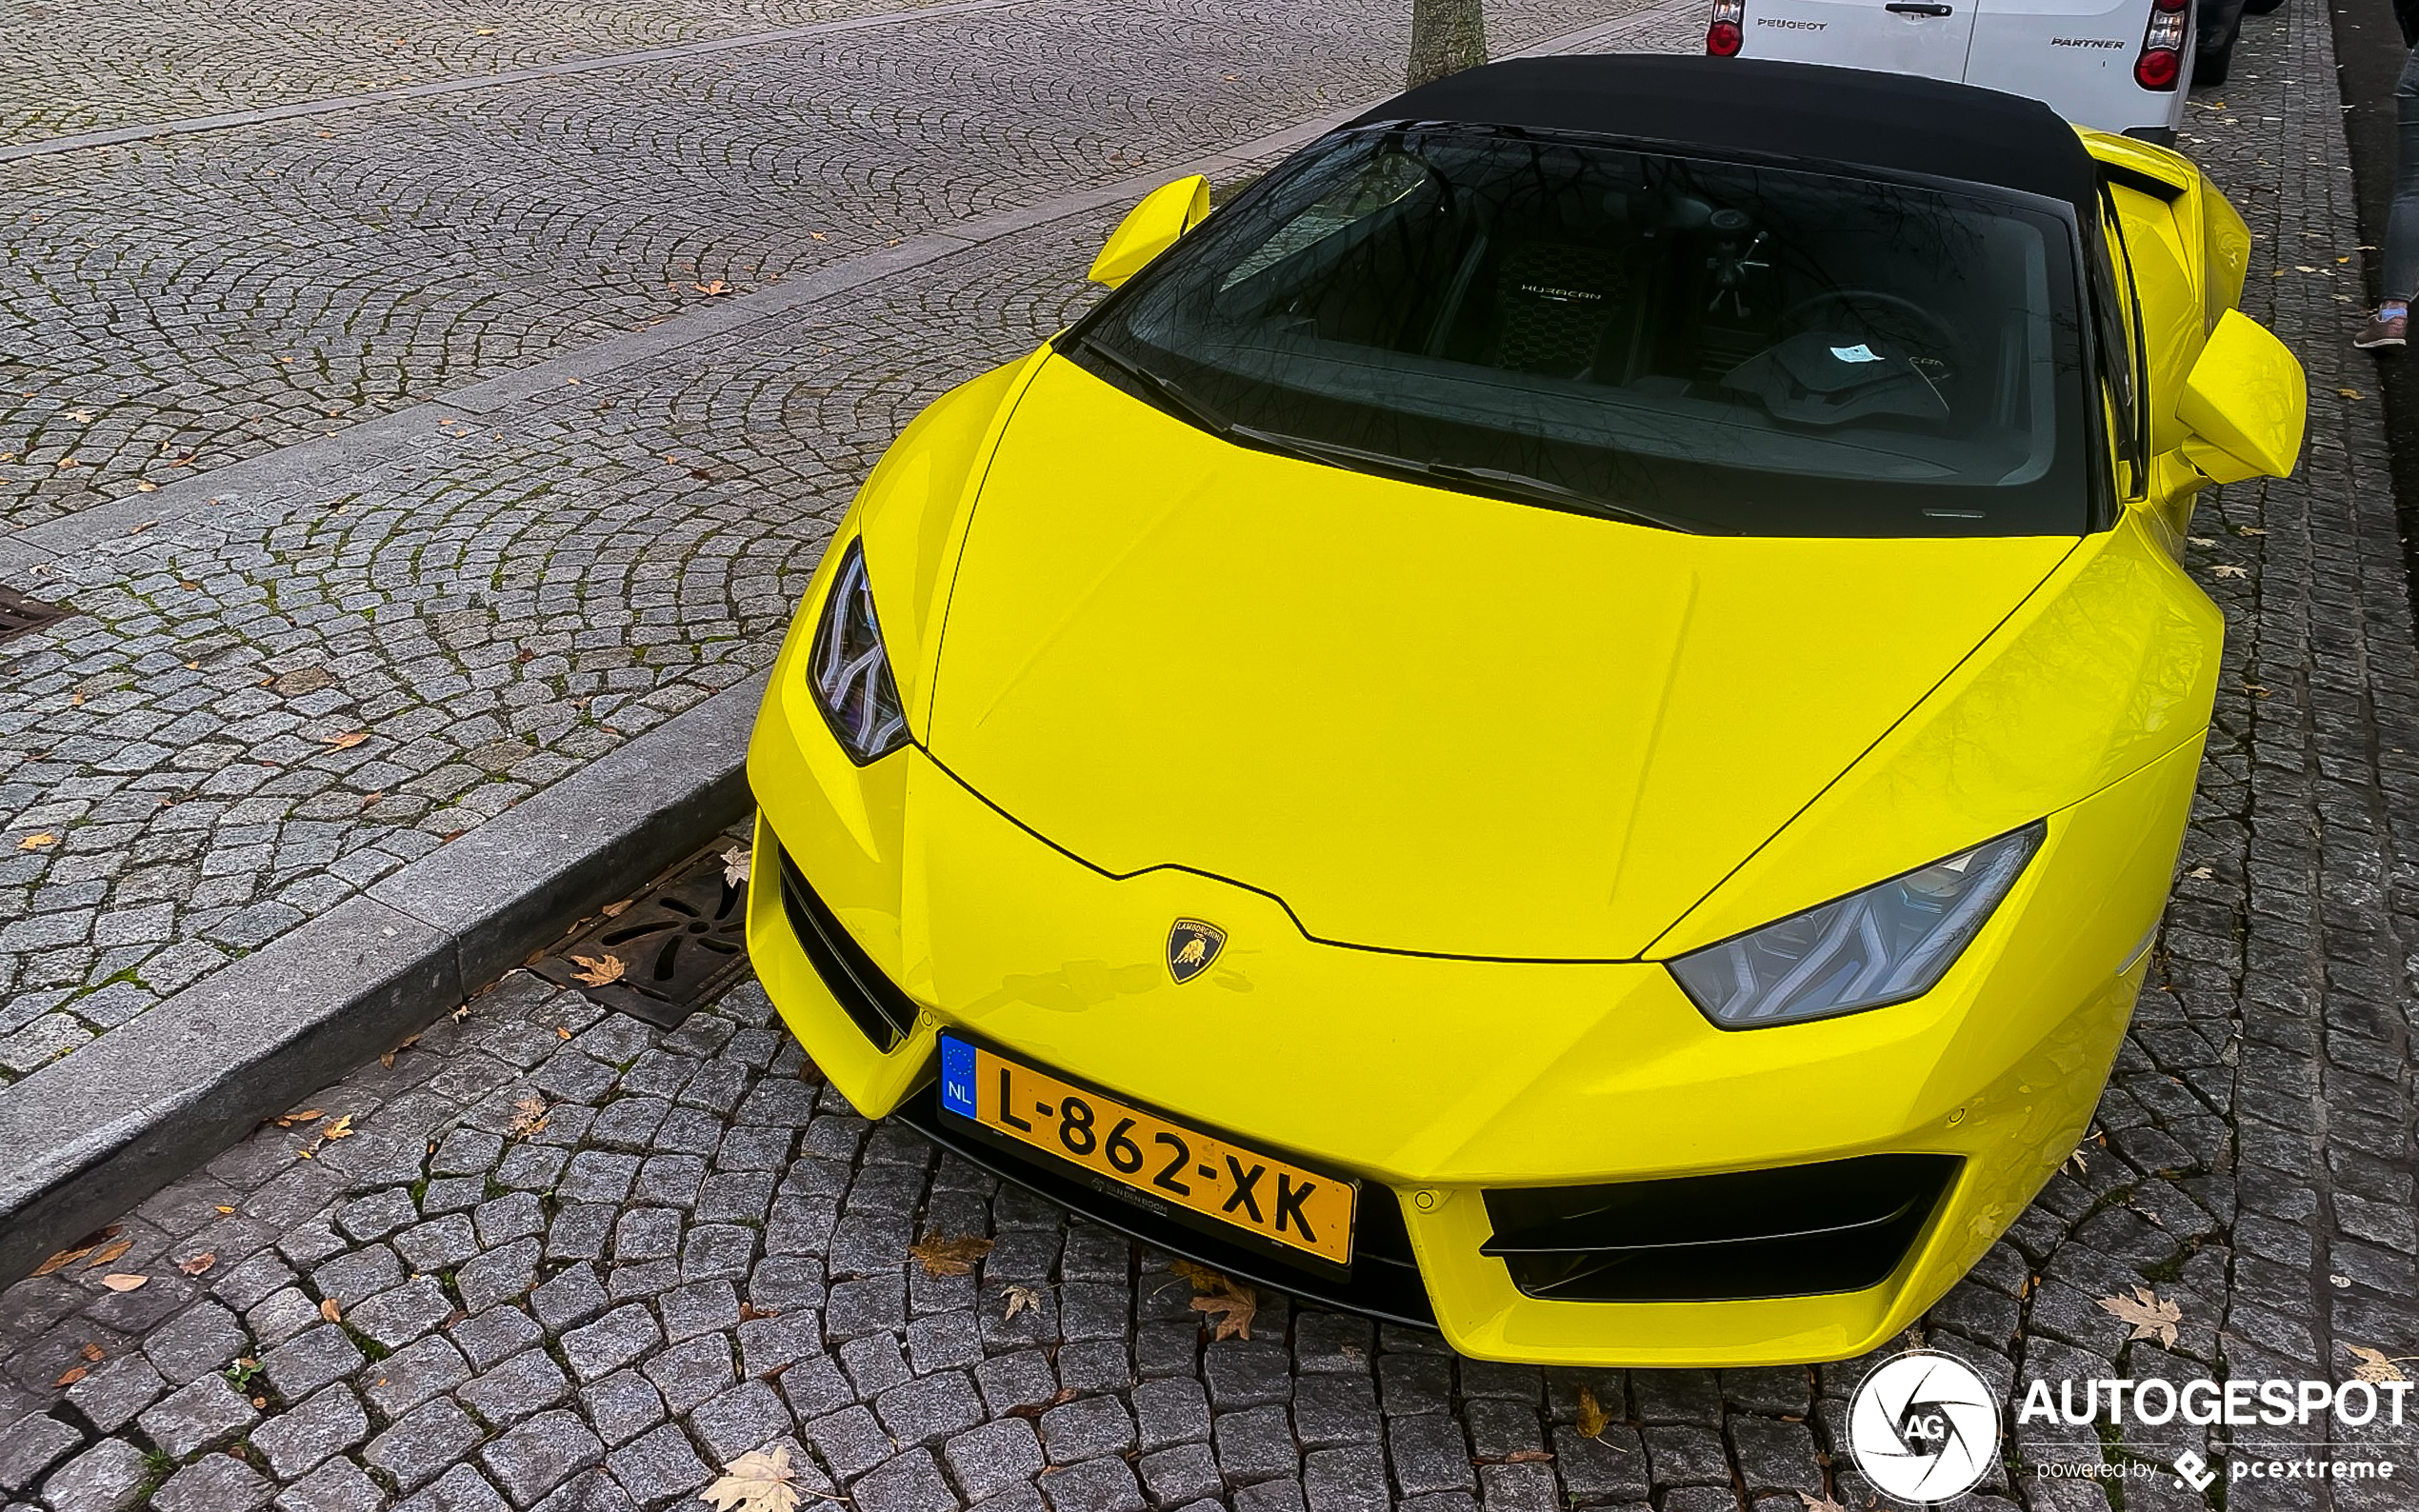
[1088,175,1211,289]
[2174,308,2307,485]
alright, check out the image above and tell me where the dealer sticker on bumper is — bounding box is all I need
[938,1033,1356,1265]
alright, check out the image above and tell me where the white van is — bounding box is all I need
[1704,0,2192,140]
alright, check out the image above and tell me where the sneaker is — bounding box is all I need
[2356,308,2408,348]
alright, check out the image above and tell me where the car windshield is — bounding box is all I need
[1065,125,2094,537]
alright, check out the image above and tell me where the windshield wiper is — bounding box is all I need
[1418,460,1710,535]
[1070,338,1707,535]
[1068,336,1238,439]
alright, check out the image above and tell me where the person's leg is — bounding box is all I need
[2361,48,2419,345]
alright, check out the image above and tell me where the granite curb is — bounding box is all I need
[0,669,768,1285]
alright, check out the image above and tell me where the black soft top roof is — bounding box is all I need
[1347,54,2099,220]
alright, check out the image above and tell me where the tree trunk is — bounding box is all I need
[1407,0,1489,88]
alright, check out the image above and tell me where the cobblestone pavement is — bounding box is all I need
[0,0,1651,1080]
[7,6,2418,1512]
[0,0,1608,530]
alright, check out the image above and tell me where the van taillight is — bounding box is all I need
[1708,0,1746,53]
[2134,0,2187,88]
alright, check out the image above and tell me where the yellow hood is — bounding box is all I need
[923,357,2075,960]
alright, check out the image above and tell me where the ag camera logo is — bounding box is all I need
[1849,1350,2002,1503]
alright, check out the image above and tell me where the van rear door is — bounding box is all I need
[1961,0,2147,130]
[1735,0,1978,82]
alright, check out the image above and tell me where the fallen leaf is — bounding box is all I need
[1168,1258,1227,1293]
[322,1115,354,1141]
[1797,1494,1850,1512]
[134,481,157,492]
[555,1025,572,1039]
[274,1108,325,1127]
[100,1274,148,1292]
[2098,1284,2183,1346]
[380,1032,421,1069]
[2187,535,2216,547]
[450,1003,471,1023]
[2062,1146,2089,1177]
[53,1365,87,1387]
[737,1303,779,1323]
[2186,865,2213,880]
[1576,1383,1609,1440]
[319,731,369,749]
[2340,388,2365,400]
[17,832,58,851]
[722,845,752,887]
[80,1343,104,1362]
[702,1443,804,1512]
[1504,1448,1553,1462]
[2349,1345,2410,1383]
[600,899,631,918]
[179,1252,216,1277]
[2211,565,2249,579]
[508,1092,550,1139]
[1002,1283,1042,1321]
[1190,1279,1258,1342]
[2236,526,2268,537]
[908,1231,994,1278]
[86,1237,134,1268]
[692,280,731,296]
[570,953,625,987]
[320,1298,343,1323]
[32,1241,102,1276]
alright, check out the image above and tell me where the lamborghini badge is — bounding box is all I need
[1167,919,1227,984]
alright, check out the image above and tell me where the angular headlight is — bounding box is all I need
[808,540,909,764]
[1669,822,2046,1028]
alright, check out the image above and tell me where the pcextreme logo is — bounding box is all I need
[1848,1350,2002,1503]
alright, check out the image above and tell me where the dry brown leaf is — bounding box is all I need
[1504,1448,1553,1462]
[53,1365,87,1387]
[1168,1258,1227,1293]
[1576,1384,1609,1440]
[32,1243,99,1277]
[179,1252,216,1277]
[2349,1345,2410,1383]
[570,953,625,987]
[320,1298,343,1323]
[2339,388,2364,400]
[737,1303,779,1323]
[319,731,370,749]
[450,1002,471,1023]
[554,1025,571,1039]
[1190,1281,1258,1342]
[1002,1283,1042,1321]
[908,1232,994,1278]
[134,480,158,492]
[600,900,631,918]
[322,1115,354,1141]
[99,1274,147,1292]
[276,1108,325,1127]
[1797,1494,1850,1512]
[380,1032,421,1069]
[2098,1284,2183,1347]
[722,845,752,887]
[2211,565,2249,580]
[701,1443,805,1512]
[17,832,58,851]
[214,1205,235,1215]
[86,1237,134,1269]
[509,1092,551,1139]
[693,280,732,296]
[80,1343,103,1362]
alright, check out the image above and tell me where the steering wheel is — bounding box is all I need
[1783,290,1964,384]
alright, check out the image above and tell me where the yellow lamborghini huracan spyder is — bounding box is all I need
[744,54,2305,1365]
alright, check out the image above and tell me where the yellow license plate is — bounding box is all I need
[937,1034,1356,1265]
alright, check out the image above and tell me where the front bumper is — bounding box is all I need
[745,639,2198,1366]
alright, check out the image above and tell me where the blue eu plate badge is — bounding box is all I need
[939,1034,978,1119]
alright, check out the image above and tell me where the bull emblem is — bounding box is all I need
[1166,919,1227,984]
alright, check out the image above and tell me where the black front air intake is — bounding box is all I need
[775,844,919,1053]
[1480,1153,1958,1303]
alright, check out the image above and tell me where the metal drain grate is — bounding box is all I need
[0,587,74,648]
[537,841,750,1028]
